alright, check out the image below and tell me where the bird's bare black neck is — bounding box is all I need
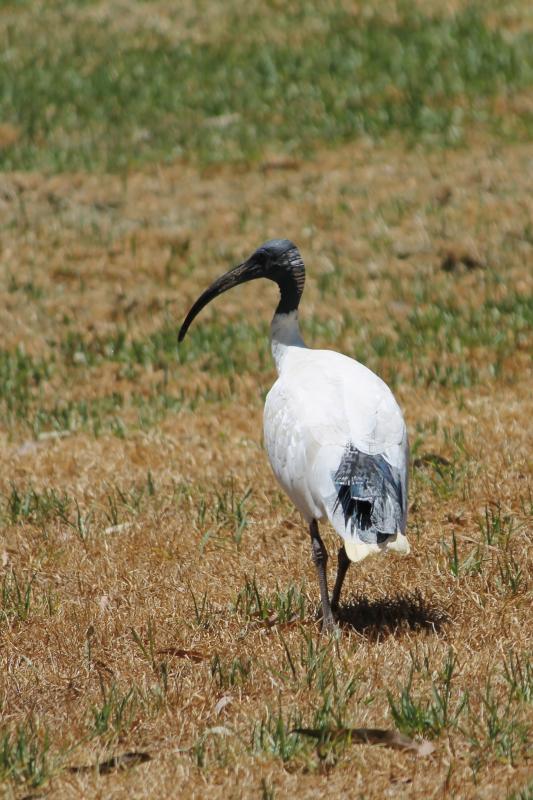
[273,251,305,315]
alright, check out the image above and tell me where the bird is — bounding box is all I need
[178,239,410,632]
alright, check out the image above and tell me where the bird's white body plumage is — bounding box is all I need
[264,311,410,562]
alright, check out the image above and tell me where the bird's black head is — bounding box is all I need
[254,238,295,261]
[178,239,305,342]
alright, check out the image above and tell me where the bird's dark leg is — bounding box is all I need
[309,519,335,632]
[331,545,350,615]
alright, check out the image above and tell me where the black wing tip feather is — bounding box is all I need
[332,444,403,539]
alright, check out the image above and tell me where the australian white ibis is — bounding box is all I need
[179,240,410,631]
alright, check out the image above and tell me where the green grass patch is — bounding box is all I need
[0,319,268,434]
[233,575,306,623]
[0,3,531,171]
[388,648,531,765]
[346,287,532,388]
[0,281,530,435]
[510,782,533,800]
[59,318,271,374]
[0,723,51,789]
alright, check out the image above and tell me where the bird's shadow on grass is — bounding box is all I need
[336,590,448,639]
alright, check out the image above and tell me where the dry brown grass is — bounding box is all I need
[0,135,532,798]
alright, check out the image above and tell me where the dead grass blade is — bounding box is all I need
[257,612,301,630]
[413,453,451,469]
[293,727,435,757]
[156,647,208,662]
[68,751,152,775]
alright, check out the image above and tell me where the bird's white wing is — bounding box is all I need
[264,348,408,557]
[283,348,405,454]
[264,379,317,518]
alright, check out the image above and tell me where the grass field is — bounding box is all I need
[0,1,532,798]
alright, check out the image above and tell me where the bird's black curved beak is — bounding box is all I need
[178,258,264,342]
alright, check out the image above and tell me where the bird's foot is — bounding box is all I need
[321,611,342,636]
